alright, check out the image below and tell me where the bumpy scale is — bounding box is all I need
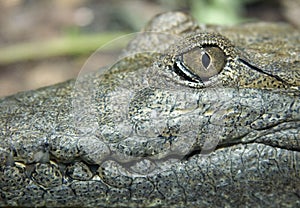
[0,12,300,207]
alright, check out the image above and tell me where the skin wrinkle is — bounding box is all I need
[0,12,300,207]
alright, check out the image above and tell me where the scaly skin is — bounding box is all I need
[0,12,299,207]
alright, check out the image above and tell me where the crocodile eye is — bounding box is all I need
[175,46,226,82]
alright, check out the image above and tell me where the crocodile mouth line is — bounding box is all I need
[184,119,300,160]
[8,119,299,168]
[184,140,300,161]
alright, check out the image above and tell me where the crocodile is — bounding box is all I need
[0,12,299,207]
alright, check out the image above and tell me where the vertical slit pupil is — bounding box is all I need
[202,52,211,69]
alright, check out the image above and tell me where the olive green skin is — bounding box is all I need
[0,12,299,207]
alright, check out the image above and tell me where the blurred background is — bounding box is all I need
[0,0,299,97]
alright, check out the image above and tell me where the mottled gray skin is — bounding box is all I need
[0,12,300,207]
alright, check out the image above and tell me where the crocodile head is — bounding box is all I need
[0,12,299,207]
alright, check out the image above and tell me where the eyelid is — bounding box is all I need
[174,58,203,83]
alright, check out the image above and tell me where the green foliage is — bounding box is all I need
[0,32,128,65]
[190,0,252,25]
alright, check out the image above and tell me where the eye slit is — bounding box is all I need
[201,52,211,69]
